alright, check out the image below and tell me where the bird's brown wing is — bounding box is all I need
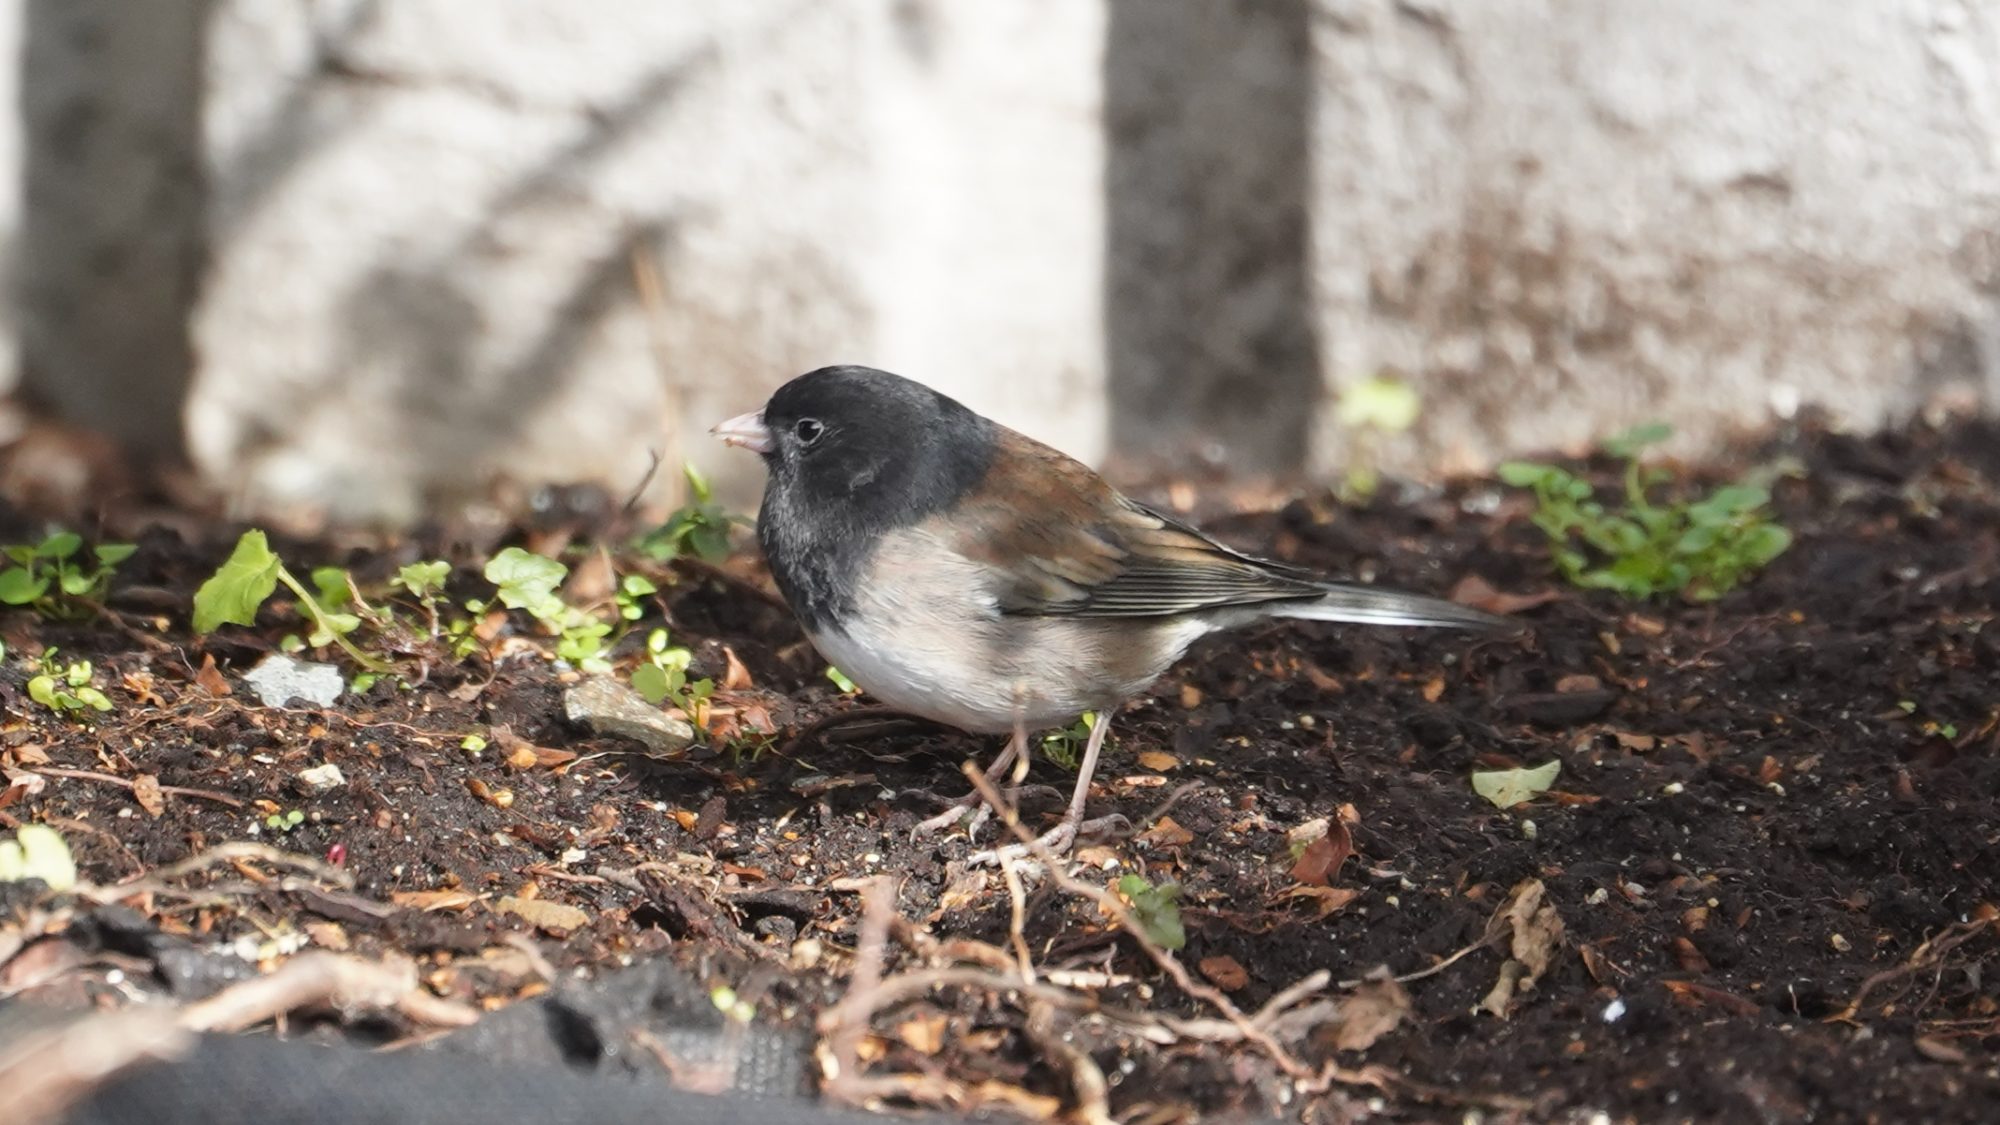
[935,429,1325,618]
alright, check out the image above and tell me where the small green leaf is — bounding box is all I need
[684,462,714,504]
[1472,760,1562,809]
[632,662,671,704]
[1115,874,1187,951]
[59,570,95,596]
[94,544,137,566]
[37,532,82,560]
[1602,422,1672,459]
[825,665,859,694]
[0,824,77,891]
[0,567,48,605]
[1497,462,1554,487]
[485,548,567,612]
[1737,525,1793,567]
[71,687,113,712]
[193,531,284,633]
[27,675,59,709]
[393,560,450,597]
[311,566,354,610]
[1336,373,1423,433]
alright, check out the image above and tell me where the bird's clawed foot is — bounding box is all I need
[965,812,1127,868]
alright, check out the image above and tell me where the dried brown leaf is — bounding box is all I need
[1137,816,1193,848]
[131,774,166,818]
[1331,973,1411,1052]
[498,895,590,935]
[1198,955,1250,992]
[194,654,231,697]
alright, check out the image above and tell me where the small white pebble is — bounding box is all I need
[1830,933,1852,952]
[1768,782,1787,796]
[1601,998,1627,1024]
[1586,887,1609,905]
[1662,781,1685,795]
[1520,819,1538,840]
[1298,714,1316,729]
[862,853,881,864]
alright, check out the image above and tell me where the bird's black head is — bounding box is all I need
[714,365,996,628]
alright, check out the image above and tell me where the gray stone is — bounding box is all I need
[241,653,345,709]
[563,677,696,757]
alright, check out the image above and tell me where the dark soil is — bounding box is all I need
[3,414,1997,1123]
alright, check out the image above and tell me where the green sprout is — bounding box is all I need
[27,649,114,718]
[1039,711,1098,770]
[634,464,740,564]
[0,532,136,620]
[1499,423,1793,601]
[1334,373,1423,503]
[631,627,712,716]
[1115,874,1187,951]
[263,809,305,833]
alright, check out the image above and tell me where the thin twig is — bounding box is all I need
[32,766,242,809]
[962,762,1314,1081]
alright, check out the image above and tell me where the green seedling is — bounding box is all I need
[631,627,713,715]
[635,464,740,564]
[0,532,136,620]
[615,573,658,622]
[480,547,621,673]
[1040,711,1098,770]
[193,531,393,673]
[263,809,305,833]
[0,824,77,892]
[1499,423,1793,601]
[27,649,114,717]
[825,665,859,695]
[1895,701,1960,741]
[1335,373,1423,504]
[1115,874,1187,951]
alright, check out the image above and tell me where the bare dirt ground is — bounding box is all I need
[1,413,1996,1123]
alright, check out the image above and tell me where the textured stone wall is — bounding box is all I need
[7,1,2000,520]
[1305,0,2000,476]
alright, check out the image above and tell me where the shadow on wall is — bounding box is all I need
[14,0,209,461]
[11,0,708,502]
[1103,0,1319,478]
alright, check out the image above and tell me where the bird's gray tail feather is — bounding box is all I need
[1272,584,1513,631]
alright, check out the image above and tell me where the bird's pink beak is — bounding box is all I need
[711,410,774,454]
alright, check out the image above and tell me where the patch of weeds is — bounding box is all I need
[1499,423,1794,601]
[0,532,136,620]
[631,628,713,717]
[1115,874,1186,951]
[193,531,393,673]
[27,650,114,718]
[1039,711,1098,770]
[634,464,739,564]
[481,547,620,673]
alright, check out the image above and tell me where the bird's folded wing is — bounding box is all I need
[935,432,1325,618]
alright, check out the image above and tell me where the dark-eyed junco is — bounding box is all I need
[715,365,1509,859]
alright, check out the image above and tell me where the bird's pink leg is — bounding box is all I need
[911,716,1027,838]
[969,712,1121,865]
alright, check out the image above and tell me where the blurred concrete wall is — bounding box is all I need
[9,0,2000,521]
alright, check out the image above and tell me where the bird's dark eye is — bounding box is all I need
[793,418,825,445]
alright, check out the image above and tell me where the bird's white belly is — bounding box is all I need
[809,623,1038,734]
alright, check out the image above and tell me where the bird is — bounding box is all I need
[713,365,1510,861]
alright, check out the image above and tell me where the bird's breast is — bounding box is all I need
[809,525,1208,733]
